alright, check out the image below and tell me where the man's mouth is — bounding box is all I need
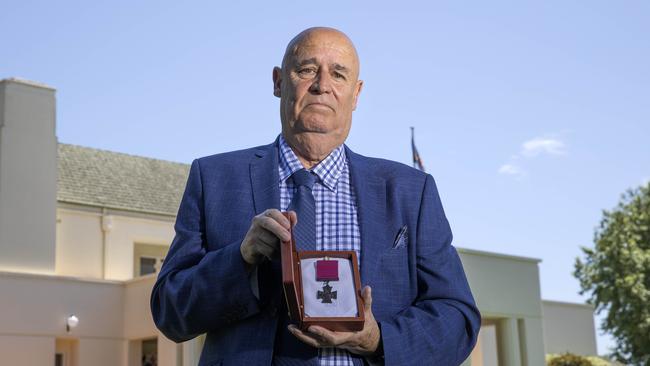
[305,103,334,111]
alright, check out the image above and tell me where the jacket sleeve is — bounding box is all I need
[379,174,481,365]
[150,159,261,343]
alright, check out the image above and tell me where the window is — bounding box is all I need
[133,243,168,278]
[139,256,163,276]
[141,338,157,366]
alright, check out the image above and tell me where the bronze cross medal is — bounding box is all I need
[315,259,339,304]
[317,282,337,304]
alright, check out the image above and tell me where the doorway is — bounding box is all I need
[55,338,78,366]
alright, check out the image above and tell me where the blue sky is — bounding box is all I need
[3,0,649,355]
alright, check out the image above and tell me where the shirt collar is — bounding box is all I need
[278,134,346,192]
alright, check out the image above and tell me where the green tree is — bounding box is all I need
[574,182,650,365]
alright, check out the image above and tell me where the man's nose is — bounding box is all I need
[309,71,333,94]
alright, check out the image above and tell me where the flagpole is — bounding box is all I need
[410,126,415,169]
[411,126,425,172]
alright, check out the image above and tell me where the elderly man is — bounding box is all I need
[151,27,480,365]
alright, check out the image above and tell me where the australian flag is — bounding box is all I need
[411,127,425,172]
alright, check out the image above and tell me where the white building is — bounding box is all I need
[0,78,598,366]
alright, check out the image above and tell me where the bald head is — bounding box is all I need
[272,27,363,169]
[281,27,360,77]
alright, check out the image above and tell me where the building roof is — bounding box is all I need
[457,247,542,263]
[57,144,190,216]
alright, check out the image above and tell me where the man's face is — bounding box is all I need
[273,30,363,159]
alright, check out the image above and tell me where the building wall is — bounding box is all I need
[55,205,175,281]
[0,271,124,337]
[542,300,598,356]
[123,275,159,339]
[0,334,54,366]
[0,79,57,274]
[103,213,175,281]
[56,208,104,278]
[459,249,543,317]
[0,271,180,366]
[459,248,546,366]
[78,338,127,366]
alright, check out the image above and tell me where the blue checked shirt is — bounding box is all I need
[278,135,361,366]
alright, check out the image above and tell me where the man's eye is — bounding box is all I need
[334,72,346,80]
[298,68,316,75]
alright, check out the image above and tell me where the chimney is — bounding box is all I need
[0,78,57,274]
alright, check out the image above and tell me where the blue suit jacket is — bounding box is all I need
[151,139,480,365]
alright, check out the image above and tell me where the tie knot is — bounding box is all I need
[291,169,318,189]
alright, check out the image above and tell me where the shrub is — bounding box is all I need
[548,353,593,366]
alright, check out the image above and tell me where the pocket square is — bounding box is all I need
[393,225,408,249]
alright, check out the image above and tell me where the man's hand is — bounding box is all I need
[240,209,297,266]
[288,286,381,357]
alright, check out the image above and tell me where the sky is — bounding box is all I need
[2,0,649,355]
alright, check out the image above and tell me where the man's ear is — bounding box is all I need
[272,67,282,98]
[352,80,364,110]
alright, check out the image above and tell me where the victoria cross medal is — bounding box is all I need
[316,259,339,303]
[317,282,337,303]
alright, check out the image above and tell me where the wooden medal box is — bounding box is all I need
[281,212,365,332]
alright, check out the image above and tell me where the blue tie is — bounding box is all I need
[288,169,317,251]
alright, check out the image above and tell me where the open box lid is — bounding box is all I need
[281,212,303,322]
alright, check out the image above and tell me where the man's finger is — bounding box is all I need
[307,326,351,346]
[256,215,291,242]
[286,210,298,227]
[254,240,277,260]
[288,325,324,348]
[361,286,373,311]
[263,209,291,229]
[256,229,280,247]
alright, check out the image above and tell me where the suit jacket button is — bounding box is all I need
[269,306,278,317]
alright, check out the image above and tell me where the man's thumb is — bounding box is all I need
[362,286,372,310]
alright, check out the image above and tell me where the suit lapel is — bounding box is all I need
[250,139,282,304]
[346,146,389,285]
[250,139,280,214]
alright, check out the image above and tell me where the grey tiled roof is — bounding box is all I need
[57,144,190,216]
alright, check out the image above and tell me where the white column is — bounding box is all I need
[517,317,546,366]
[497,317,521,366]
